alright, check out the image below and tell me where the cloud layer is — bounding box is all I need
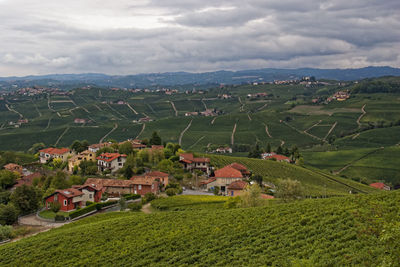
[0,0,399,76]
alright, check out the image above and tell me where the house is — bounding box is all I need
[201,165,243,194]
[74,185,102,203]
[229,163,251,177]
[369,182,391,191]
[3,163,23,175]
[131,170,169,186]
[151,145,164,150]
[88,143,111,153]
[74,118,86,124]
[261,152,290,163]
[227,180,248,197]
[179,153,211,175]
[67,150,97,173]
[39,148,73,164]
[97,153,127,173]
[44,188,84,212]
[84,178,159,197]
[215,147,233,154]
[12,172,41,189]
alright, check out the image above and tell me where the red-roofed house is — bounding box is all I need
[227,180,248,196]
[369,182,390,191]
[39,148,73,164]
[202,166,243,194]
[261,152,290,163]
[97,153,127,173]
[144,171,169,186]
[12,172,41,190]
[3,163,23,175]
[229,163,251,177]
[84,178,159,197]
[44,188,84,211]
[179,153,211,175]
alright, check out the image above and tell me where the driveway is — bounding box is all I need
[182,189,213,196]
[19,214,68,228]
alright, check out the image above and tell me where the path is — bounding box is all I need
[323,122,337,141]
[211,117,217,125]
[5,104,23,118]
[356,104,366,128]
[99,123,118,143]
[257,103,268,111]
[238,97,245,112]
[333,147,384,175]
[305,120,322,133]
[231,123,237,145]
[136,123,146,139]
[93,104,103,111]
[179,120,193,145]
[282,121,324,142]
[264,123,272,138]
[126,103,138,115]
[146,103,156,114]
[32,101,42,117]
[280,140,285,146]
[141,203,152,214]
[69,97,90,113]
[188,136,205,149]
[201,99,207,110]
[352,133,360,140]
[106,103,126,120]
[43,115,53,131]
[170,101,178,116]
[55,127,70,146]
[247,113,252,121]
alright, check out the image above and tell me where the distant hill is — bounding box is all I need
[1,66,400,89]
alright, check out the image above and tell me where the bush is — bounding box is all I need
[54,214,66,222]
[85,201,94,206]
[95,200,118,211]
[69,204,97,219]
[224,197,240,209]
[128,202,142,211]
[123,194,141,201]
[0,225,13,241]
[166,188,177,197]
[0,204,19,225]
[142,193,156,204]
[50,202,61,213]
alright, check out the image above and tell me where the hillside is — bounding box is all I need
[206,154,378,197]
[1,192,399,266]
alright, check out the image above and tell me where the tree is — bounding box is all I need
[266,143,271,153]
[248,143,262,158]
[149,131,162,145]
[118,142,133,155]
[213,186,220,195]
[240,184,262,207]
[69,175,86,186]
[0,170,19,190]
[0,191,11,205]
[0,204,18,225]
[275,179,303,202]
[166,188,177,196]
[119,197,126,211]
[50,171,69,189]
[10,185,41,215]
[251,175,263,187]
[50,202,61,213]
[79,160,97,176]
[276,145,283,155]
[119,154,135,179]
[96,147,114,157]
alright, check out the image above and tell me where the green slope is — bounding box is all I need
[1,192,399,266]
[205,154,378,196]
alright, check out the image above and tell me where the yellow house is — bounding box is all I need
[67,150,96,173]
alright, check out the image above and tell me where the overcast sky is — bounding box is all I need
[0,0,399,76]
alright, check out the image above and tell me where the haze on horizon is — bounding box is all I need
[0,0,399,76]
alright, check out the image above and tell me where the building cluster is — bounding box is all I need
[261,152,291,163]
[247,92,270,99]
[185,108,221,117]
[6,87,71,97]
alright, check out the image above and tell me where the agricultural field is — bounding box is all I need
[1,191,399,266]
[151,195,228,211]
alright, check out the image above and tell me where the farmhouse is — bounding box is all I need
[131,170,169,186]
[67,150,97,173]
[44,188,84,212]
[369,182,390,191]
[12,172,41,189]
[201,165,243,195]
[3,163,23,175]
[261,152,290,163]
[97,153,127,173]
[88,142,111,153]
[179,153,211,175]
[229,162,251,177]
[215,147,233,154]
[84,178,159,197]
[227,180,248,197]
[39,148,73,164]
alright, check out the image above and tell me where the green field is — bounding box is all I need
[1,192,399,266]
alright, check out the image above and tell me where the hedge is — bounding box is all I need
[123,194,141,201]
[69,204,97,219]
[95,200,118,211]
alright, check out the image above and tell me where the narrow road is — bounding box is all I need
[282,121,324,142]
[188,136,205,149]
[5,104,23,118]
[43,115,53,131]
[170,101,178,116]
[247,113,252,121]
[179,120,193,145]
[257,103,268,111]
[333,147,384,174]
[305,120,322,133]
[211,117,217,125]
[324,122,337,141]
[55,127,70,146]
[141,203,152,214]
[356,104,366,128]
[264,123,272,138]
[93,104,103,111]
[201,99,207,110]
[47,94,56,112]
[280,140,285,146]
[238,97,245,112]
[32,101,42,117]
[99,123,118,143]
[127,103,138,115]
[136,123,146,139]
[231,123,237,145]
[146,103,156,114]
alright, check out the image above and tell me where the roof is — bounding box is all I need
[264,154,290,161]
[14,172,41,187]
[89,143,110,149]
[39,147,70,155]
[146,171,169,177]
[51,188,84,199]
[130,177,157,185]
[200,178,216,185]
[85,178,133,188]
[179,153,210,163]
[214,166,243,178]
[151,145,164,150]
[132,143,146,148]
[4,163,22,170]
[227,180,248,190]
[369,182,389,190]
[96,153,127,162]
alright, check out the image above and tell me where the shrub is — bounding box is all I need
[213,186,220,196]
[69,204,97,219]
[142,193,156,204]
[128,202,142,211]
[95,200,118,211]
[123,194,141,201]
[86,201,94,206]
[0,204,19,225]
[50,202,61,213]
[0,225,13,241]
[166,188,177,197]
[224,197,240,209]
[54,214,66,222]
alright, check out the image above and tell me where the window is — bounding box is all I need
[89,194,93,199]
[63,200,67,206]
[151,184,154,189]
[138,185,142,190]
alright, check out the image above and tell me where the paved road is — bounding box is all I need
[19,214,68,228]
[182,189,213,196]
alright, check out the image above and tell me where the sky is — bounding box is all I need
[0,0,399,76]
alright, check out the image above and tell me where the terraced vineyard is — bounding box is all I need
[1,191,399,266]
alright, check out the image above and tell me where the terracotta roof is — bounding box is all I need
[130,177,156,185]
[227,180,248,190]
[151,145,164,150]
[14,172,41,187]
[229,163,248,171]
[39,147,70,155]
[89,143,110,149]
[85,178,133,188]
[261,194,275,199]
[179,153,210,163]
[132,143,146,148]
[369,182,389,190]
[200,178,216,185]
[214,166,243,178]
[4,163,22,170]
[146,171,169,177]
[78,184,99,191]
[54,188,84,198]
[265,154,290,161]
[96,153,127,162]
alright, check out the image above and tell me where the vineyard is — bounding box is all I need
[0,192,399,266]
[151,195,228,211]
[206,154,378,197]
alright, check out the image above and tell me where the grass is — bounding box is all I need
[1,191,399,266]
[38,210,70,219]
[151,195,227,211]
